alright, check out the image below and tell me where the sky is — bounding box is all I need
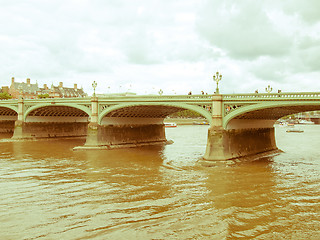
[1,0,320,96]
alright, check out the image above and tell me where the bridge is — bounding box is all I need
[0,92,319,162]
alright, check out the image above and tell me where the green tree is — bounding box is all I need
[169,109,203,118]
[38,93,49,99]
[0,92,12,100]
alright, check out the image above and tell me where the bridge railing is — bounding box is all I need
[97,94,211,99]
[0,95,213,104]
[2,92,320,103]
[223,92,320,100]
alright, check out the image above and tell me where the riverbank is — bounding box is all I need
[164,118,209,125]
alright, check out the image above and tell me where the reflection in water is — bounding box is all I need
[0,125,319,239]
[201,158,278,239]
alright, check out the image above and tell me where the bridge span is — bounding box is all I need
[0,92,319,162]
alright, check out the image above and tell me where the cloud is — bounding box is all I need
[280,0,320,24]
[193,0,320,93]
[196,0,292,60]
[297,45,320,72]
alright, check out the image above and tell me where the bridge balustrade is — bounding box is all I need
[97,94,212,100]
[223,92,320,100]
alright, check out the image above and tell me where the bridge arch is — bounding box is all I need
[223,101,320,129]
[24,103,91,121]
[98,102,212,125]
[0,104,18,114]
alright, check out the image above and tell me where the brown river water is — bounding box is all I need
[0,125,319,239]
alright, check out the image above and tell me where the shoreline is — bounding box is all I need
[164,118,209,125]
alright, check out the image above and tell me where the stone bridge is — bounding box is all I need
[0,92,319,161]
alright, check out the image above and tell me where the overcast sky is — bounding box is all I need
[1,0,320,95]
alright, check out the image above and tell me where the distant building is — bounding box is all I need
[9,77,39,99]
[8,77,87,99]
[39,82,87,98]
[1,86,9,94]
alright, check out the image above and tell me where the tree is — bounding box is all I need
[169,109,203,118]
[38,93,49,99]
[0,92,12,100]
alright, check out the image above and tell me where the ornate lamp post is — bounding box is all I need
[92,81,97,97]
[213,71,222,94]
[265,85,272,93]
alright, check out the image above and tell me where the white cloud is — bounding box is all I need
[280,0,320,24]
[196,0,292,60]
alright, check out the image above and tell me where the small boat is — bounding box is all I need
[164,122,177,128]
[286,126,304,133]
[193,121,209,125]
[298,119,314,125]
[286,129,304,133]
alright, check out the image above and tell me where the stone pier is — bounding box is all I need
[12,121,87,139]
[0,120,15,133]
[74,95,169,150]
[202,94,278,163]
[75,123,168,150]
[203,127,278,161]
[10,97,89,140]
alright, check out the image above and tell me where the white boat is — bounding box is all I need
[298,119,314,124]
[286,125,304,133]
[286,128,304,133]
[164,122,177,128]
[193,121,209,125]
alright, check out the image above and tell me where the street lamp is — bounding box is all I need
[213,71,222,94]
[92,81,97,97]
[265,85,272,93]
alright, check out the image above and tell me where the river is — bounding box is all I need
[0,125,319,239]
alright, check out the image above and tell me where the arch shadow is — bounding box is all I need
[223,101,320,129]
[98,102,212,125]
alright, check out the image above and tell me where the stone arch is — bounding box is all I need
[98,102,212,125]
[24,103,91,121]
[223,101,320,129]
[0,104,18,114]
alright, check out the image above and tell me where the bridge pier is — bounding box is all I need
[12,120,26,139]
[0,120,15,133]
[12,98,28,139]
[203,127,277,162]
[202,94,279,163]
[75,96,169,150]
[75,123,168,150]
[12,121,88,139]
